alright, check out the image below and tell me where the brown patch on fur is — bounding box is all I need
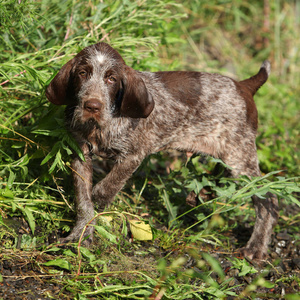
[155,71,202,107]
[235,81,258,131]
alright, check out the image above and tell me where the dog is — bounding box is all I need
[46,42,278,259]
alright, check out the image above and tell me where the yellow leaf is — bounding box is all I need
[129,220,153,241]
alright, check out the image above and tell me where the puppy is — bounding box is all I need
[46,42,278,259]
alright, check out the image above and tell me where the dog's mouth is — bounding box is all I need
[69,112,101,132]
[85,117,100,129]
[76,117,100,133]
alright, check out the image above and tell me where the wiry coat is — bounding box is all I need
[46,42,278,259]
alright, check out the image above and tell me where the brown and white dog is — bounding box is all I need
[46,42,278,259]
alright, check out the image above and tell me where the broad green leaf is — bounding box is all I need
[80,247,96,262]
[239,263,257,276]
[94,225,118,244]
[19,205,35,234]
[185,179,203,194]
[43,259,71,270]
[63,249,77,257]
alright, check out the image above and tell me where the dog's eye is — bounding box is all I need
[79,71,87,77]
[107,76,116,83]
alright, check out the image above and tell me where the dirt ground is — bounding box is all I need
[0,204,299,299]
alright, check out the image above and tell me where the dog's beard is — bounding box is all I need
[83,118,101,131]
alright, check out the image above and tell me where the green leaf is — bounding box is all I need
[227,257,258,276]
[18,206,35,235]
[205,287,226,298]
[209,157,232,169]
[44,246,62,253]
[214,182,237,198]
[239,263,257,276]
[201,252,225,280]
[259,279,275,288]
[285,294,300,300]
[94,225,118,244]
[161,189,178,224]
[49,150,62,173]
[63,249,77,257]
[7,170,16,189]
[43,259,71,270]
[287,194,300,207]
[180,166,189,178]
[63,134,84,161]
[80,247,96,262]
[20,235,36,249]
[185,179,203,194]
[41,142,60,165]
[0,189,14,199]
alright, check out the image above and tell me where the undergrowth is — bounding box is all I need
[0,0,299,299]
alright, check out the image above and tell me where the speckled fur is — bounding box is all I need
[46,43,278,259]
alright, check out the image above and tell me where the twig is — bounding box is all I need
[64,14,73,41]
[99,28,113,43]
[0,70,26,86]
[51,174,73,210]
[0,124,37,146]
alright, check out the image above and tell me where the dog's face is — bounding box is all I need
[46,43,154,128]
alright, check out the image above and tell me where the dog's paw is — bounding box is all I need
[59,225,94,246]
[238,246,268,260]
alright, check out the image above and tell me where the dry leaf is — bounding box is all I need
[129,220,153,241]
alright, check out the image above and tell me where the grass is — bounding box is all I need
[0,0,299,299]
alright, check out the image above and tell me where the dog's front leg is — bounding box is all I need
[60,143,95,245]
[92,155,143,210]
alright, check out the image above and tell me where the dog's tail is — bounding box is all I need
[239,60,271,96]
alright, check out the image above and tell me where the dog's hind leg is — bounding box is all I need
[221,141,279,259]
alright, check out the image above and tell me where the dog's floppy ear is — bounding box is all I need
[120,67,154,118]
[46,58,75,105]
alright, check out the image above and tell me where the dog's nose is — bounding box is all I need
[84,100,102,113]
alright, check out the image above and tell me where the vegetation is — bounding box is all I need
[0,0,299,299]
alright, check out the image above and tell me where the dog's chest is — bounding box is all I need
[84,126,131,160]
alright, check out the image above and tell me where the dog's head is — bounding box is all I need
[46,43,154,126]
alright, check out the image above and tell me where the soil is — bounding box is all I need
[0,205,299,299]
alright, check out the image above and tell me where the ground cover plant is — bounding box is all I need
[0,0,299,299]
